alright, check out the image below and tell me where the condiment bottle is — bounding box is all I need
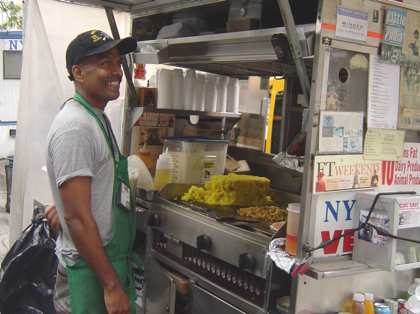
[364,293,374,314]
[342,298,354,312]
[154,150,173,191]
[352,293,365,314]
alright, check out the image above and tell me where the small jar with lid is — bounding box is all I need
[352,293,365,314]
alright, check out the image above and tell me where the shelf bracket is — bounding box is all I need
[276,0,311,107]
[104,7,138,108]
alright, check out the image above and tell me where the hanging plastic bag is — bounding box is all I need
[0,215,57,314]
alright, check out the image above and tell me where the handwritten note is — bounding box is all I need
[364,128,405,160]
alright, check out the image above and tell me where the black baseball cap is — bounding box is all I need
[66,30,137,81]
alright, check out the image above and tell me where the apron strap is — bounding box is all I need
[73,92,121,163]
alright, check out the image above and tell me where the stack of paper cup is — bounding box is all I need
[157,68,173,109]
[172,68,184,110]
[205,74,218,112]
[193,73,206,111]
[216,76,229,112]
[183,69,196,110]
[227,78,240,113]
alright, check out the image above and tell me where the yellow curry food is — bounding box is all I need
[181,174,271,206]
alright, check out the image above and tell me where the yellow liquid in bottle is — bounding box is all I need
[154,169,172,191]
[364,300,374,314]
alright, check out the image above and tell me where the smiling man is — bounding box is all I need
[46,30,137,314]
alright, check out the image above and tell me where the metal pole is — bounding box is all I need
[276,0,311,108]
[105,7,138,106]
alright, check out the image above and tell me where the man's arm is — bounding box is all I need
[60,176,130,314]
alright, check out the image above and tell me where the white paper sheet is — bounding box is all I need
[368,55,400,129]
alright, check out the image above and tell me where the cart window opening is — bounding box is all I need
[3,50,22,80]
[338,68,349,83]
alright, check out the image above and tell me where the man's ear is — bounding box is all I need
[72,65,84,83]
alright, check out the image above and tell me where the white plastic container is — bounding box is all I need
[172,69,184,110]
[205,74,218,112]
[154,151,173,191]
[157,69,172,109]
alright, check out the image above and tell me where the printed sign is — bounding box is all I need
[2,39,23,50]
[312,192,356,257]
[381,142,420,187]
[314,155,381,193]
[336,6,368,42]
[381,8,407,64]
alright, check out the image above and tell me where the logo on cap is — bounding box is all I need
[90,30,110,43]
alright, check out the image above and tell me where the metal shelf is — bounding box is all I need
[306,258,381,280]
[395,262,420,271]
[135,25,315,78]
[398,224,420,230]
[142,107,241,119]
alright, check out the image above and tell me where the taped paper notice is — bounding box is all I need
[319,111,363,154]
[363,128,405,161]
[336,6,368,42]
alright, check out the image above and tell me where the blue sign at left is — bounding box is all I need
[5,39,23,50]
[0,31,23,50]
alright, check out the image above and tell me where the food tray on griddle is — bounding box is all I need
[160,183,287,236]
[175,200,282,237]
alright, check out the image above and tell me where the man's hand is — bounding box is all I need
[104,283,131,314]
[45,205,61,232]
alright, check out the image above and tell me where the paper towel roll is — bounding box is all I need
[205,74,218,112]
[172,68,184,110]
[193,73,206,111]
[157,69,172,109]
[216,76,229,113]
[227,78,240,113]
[183,69,196,110]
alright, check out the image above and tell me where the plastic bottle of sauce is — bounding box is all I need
[364,293,374,314]
[352,293,365,314]
[154,151,172,191]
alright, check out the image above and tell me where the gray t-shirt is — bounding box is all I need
[46,98,115,265]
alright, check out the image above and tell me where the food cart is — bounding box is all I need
[53,0,420,312]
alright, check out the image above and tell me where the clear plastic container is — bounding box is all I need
[285,203,300,256]
[163,138,228,184]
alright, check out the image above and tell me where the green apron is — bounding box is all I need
[65,92,137,314]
